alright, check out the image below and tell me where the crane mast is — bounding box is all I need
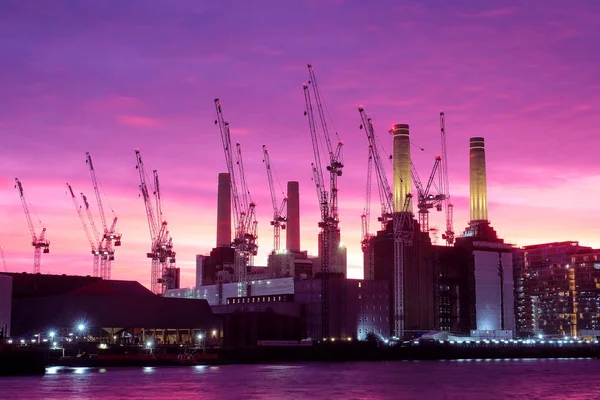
[214,99,257,296]
[85,152,121,280]
[14,178,49,273]
[358,107,394,228]
[361,150,373,252]
[304,64,344,340]
[135,150,176,294]
[67,183,101,276]
[80,192,113,278]
[262,145,287,252]
[439,111,455,245]
[357,108,415,338]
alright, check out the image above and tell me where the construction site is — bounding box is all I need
[2,64,599,349]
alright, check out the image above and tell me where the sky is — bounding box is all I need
[1,0,599,289]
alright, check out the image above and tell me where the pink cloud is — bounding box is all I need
[117,115,160,127]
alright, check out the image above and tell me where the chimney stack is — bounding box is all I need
[216,172,232,247]
[393,124,412,212]
[286,181,300,252]
[469,137,488,222]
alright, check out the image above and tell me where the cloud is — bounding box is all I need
[117,115,161,127]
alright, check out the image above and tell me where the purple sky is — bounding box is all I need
[1,0,599,288]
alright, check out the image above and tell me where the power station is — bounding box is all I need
[4,64,598,345]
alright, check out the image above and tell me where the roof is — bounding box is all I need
[6,275,218,335]
[1,272,102,298]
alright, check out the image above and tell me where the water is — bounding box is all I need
[1,359,599,399]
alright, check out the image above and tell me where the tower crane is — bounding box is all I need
[0,247,7,272]
[80,192,114,277]
[358,107,394,229]
[357,107,414,338]
[214,99,258,297]
[14,178,49,273]
[304,64,344,340]
[85,152,121,280]
[67,183,101,276]
[262,145,287,252]
[410,158,443,233]
[135,150,177,295]
[360,150,373,252]
[439,111,455,245]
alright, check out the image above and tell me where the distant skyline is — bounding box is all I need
[1,1,599,288]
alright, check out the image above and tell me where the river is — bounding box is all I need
[1,359,599,399]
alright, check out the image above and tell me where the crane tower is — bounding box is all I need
[262,145,287,252]
[303,64,344,340]
[358,108,414,338]
[84,153,121,280]
[135,150,177,295]
[14,178,49,273]
[439,112,455,245]
[214,99,258,297]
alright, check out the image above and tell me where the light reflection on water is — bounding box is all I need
[1,359,600,399]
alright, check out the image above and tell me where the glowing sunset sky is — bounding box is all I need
[1,1,599,288]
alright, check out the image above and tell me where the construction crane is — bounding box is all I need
[358,107,394,229]
[135,150,177,295]
[14,178,49,273]
[0,247,7,272]
[304,64,344,340]
[360,150,373,252]
[85,152,121,280]
[410,158,443,233]
[214,99,258,296]
[67,183,101,276]
[357,107,414,339]
[80,192,114,277]
[439,111,455,245]
[262,145,287,252]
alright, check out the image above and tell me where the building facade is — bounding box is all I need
[513,242,599,337]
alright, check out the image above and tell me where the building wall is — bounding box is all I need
[434,246,476,334]
[371,221,436,337]
[165,277,295,306]
[293,278,390,341]
[0,274,12,337]
[196,255,207,287]
[513,242,591,336]
[472,247,515,332]
[514,243,600,337]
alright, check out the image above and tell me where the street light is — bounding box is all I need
[197,333,204,340]
[78,324,85,332]
[49,331,56,339]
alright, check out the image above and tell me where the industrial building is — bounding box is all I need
[455,137,515,337]
[513,242,600,338]
[3,273,219,344]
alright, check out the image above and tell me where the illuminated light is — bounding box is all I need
[49,331,56,338]
[212,330,217,337]
[538,334,543,340]
[31,339,36,343]
[331,338,335,342]
[7,339,13,344]
[197,333,204,340]
[52,342,57,347]
[78,324,86,332]
[42,339,48,343]
[146,341,153,348]
[347,337,352,342]
[34,334,39,337]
